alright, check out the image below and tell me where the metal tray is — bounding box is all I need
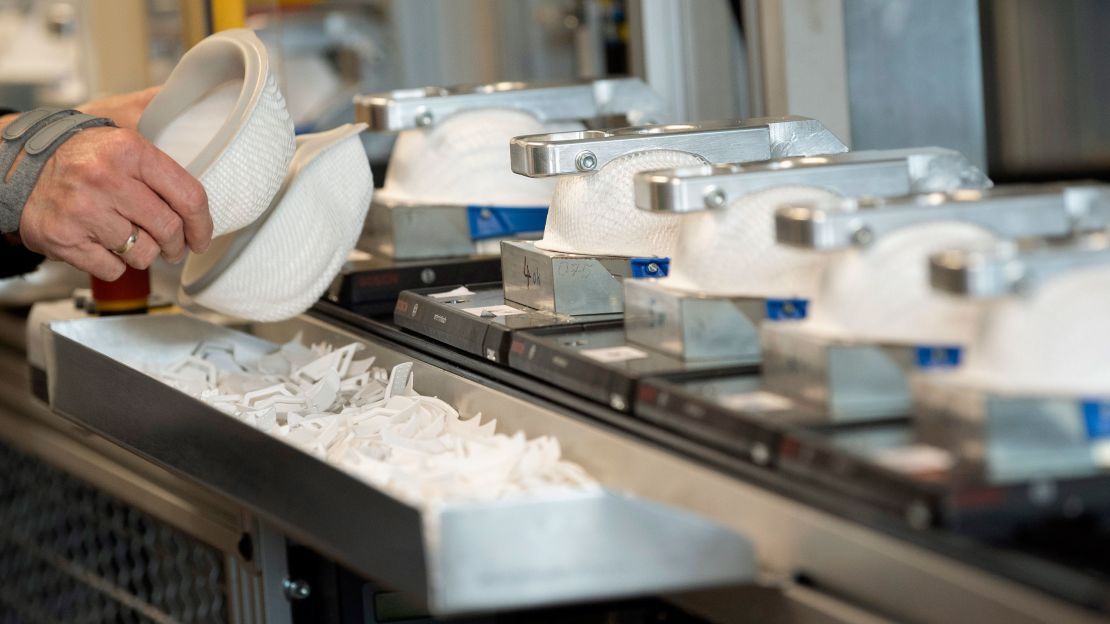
[44,314,755,615]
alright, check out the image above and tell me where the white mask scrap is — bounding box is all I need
[153,336,595,507]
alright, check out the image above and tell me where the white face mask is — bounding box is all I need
[537,149,707,258]
[380,108,579,208]
[181,124,374,322]
[808,220,997,346]
[664,185,842,299]
[139,29,296,238]
[963,265,1110,395]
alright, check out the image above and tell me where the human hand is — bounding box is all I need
[76,86,160,131]
[17,126,211,281]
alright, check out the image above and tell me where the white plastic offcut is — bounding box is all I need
[537,149,707,258]
[960,265,1110,396]
[663,186,841,298]
[807,221,997,346]
[180,123,373,321]
[379,108,579,207]
[153,336,595,508]
[139,29,296,237]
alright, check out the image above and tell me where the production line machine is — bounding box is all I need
[330,111,1110,619]
[327,78,670,315]
[24,72,1110,622]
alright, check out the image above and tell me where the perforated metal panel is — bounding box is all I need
[0,441,229,624]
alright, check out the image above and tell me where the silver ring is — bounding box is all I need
[113,226,139,255]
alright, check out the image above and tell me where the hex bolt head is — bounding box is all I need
[646,262,660,274]
[905,501,932,530]
[750,443,770,466]
[609,393,627,411]
[575,150,598,171]
[414,109,434,127]
[851,226,874,247]
[283,578,311,601]
[704,187,727,209]
[420,268,436,284]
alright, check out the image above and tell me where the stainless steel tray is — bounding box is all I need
[44,314,755,615]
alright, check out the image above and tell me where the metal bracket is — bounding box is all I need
[775,184,1110,250]
[930,233,1110,297]
[355,78,668,131]
[510,116,847,178]
[633,147,989,214]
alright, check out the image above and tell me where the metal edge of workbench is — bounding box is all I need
[310,301,1110,621]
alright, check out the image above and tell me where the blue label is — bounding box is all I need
[765,298,808,320]
[466,206,548,240]
[629,257,670,278]
[914,345,962,368]
[1081,400,1110,439]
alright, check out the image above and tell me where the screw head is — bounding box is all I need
[851,226,874,246]
[646,262,660,274]
[414,109,434,127]
[906,500,932,529]
[750,443,770,466]
[610,393,627,411]
[420,268,436,284]
[704,187,727,209]
[575,150,598,171]
[283,578,311,601]
[479,207,493,220]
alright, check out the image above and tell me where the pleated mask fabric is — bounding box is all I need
[807,221,997,346]
[181,124,373,322]
[140,29,296,237]
[379,108,580,207]
[663,186,841,298]
[960,264,1110,395]
[537,149,707,258]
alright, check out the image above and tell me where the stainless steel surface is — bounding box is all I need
[511,116,848,178]
[365,196,503,260]
[634,147,988,214]
[843,0,987,169]
[623,278,765,363]
[912,374,1101,483]
[501,240,663,315]
[775,184,1110,250]
[743,0,853,146]
[257,520,293,624]
[761,322,912,422]
[930,233,1110,297]
[28,309,1107,621]
[628,0,750,124]
[45,314,756,615]
[355,78,667,131]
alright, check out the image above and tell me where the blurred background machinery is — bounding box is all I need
[0,0,1103,181]
[0,2,1108,624]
